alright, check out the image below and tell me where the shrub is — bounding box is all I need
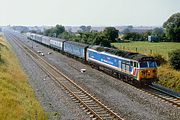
[169,49,180,70]
[152,54,167,66]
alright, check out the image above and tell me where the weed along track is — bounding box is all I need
[7,33,123,120]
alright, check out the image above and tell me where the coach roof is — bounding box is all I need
[64,41,89,48]
[50,37,66,42]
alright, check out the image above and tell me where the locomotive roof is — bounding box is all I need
[65,41,89,48]
[90,46,154,62]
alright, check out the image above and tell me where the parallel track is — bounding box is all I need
[143,84,180,108]
[6,32,123,120]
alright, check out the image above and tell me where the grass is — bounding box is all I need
[112,41,180,60]
[158,64,180,92]
[112,41,180,92]
[0,35,47,120]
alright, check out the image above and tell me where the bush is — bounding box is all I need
[169,49,180,70]
[152,54,167,66]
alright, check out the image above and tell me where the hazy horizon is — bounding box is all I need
[0,0,179,26]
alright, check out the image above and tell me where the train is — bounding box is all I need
[26,32,158,86]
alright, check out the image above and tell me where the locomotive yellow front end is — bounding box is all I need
[137,60,158,84]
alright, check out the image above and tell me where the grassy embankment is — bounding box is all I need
[0,35,47,119]
[112,42,180,92]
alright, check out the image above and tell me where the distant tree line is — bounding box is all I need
[42,12,180,47]
[122,27,166,41]
[43,25,119,47]
[122,13,180,42]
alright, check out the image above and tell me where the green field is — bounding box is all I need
[112,41,180,92]
[112,42,180,60]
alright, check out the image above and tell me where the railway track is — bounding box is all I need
[138,84,180,108]
[64,55,180,109]
[6,32,123,120]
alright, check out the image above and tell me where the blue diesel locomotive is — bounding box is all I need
[87,46,158,85]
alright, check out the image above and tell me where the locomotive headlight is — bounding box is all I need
[148,70,151,73]
[141,70,146,76]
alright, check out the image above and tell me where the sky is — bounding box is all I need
[0,0,179,26]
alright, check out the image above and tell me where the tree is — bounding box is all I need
[122,32,143,41]
[44,25,65,37]
[103,27,119,43]
[54,24,65,36]
[93,34,111,47]
[152,28,163,35]
[163,13,180,42]
[58,31,70,39]
[93,33,103,45]
[151,27,165,41]
[141,30,152,41]
[169,49,180,70]
[100,38,111,47]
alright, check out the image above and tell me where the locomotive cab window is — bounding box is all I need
[140,62,148,68]
[148,61,157,68]
[140,61,157,68]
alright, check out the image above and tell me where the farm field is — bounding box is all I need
[112,42,180,92]
[0,35,47,120]
[112,41,180,60]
